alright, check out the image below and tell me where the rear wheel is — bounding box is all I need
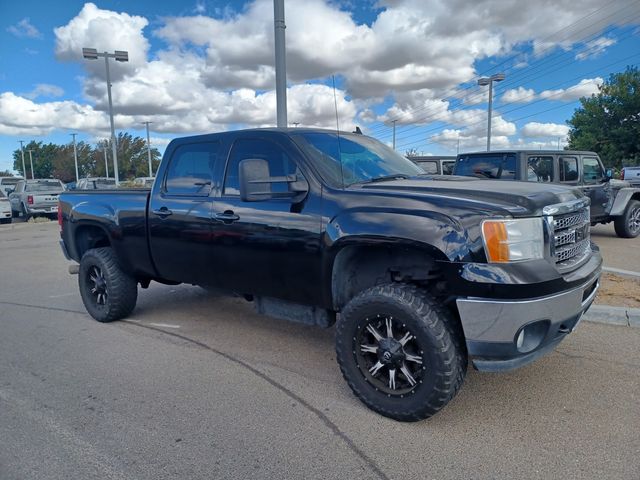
[335,283,466,422]
[614,199,640,238]
[21,204,31,221]
[79,247,138,322]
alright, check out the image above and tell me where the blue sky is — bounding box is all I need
[1,0,639,174]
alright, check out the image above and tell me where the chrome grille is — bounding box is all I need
[550,206,591,270]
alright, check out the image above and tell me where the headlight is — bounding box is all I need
[481,217,544,263]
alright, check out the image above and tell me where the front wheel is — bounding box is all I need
[79,247,138,322]
[0,218,10,225]
[335,284,467,422]
[614,199,640,238]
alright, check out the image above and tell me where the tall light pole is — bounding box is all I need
[27,149,35,179]
[70,133,79,182]
[18,141,27,179]
[391,119,397,150]
[273,0,287,127]
[142,122,153,177]
[478,73,505,152]
[82,48,129,185]
[103,143,109,178]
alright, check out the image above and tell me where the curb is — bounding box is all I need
[603,266,640,278]
[583,304,640,327]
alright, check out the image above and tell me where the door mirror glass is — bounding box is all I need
[605,168,613,180]
[239,158,308,202]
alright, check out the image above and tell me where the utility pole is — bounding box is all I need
[557,137,561,150]
[70,133,79,182]
[142,122,153,177]
[392,120,397,150]
[457,137,460,155]
[27,149,35,179]
[82,48,129,185]
[18,141,27,179]
[273,0,288,127]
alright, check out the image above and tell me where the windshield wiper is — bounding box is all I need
[359,174,410,184]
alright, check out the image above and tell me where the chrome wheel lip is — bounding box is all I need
[354,315,426,396]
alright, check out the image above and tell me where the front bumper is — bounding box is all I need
[456,260,601,372]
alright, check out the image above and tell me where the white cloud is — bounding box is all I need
[7,18,42,39]
[575,36,616,60]
[521,122,569,138]
[539,77,603,101]
[22,84,65,100]
[501,86,536,104]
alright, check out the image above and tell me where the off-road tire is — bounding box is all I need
[79,247,138,322]
[11,209,19,218]
[335,283,467,422]
[614,199,640,238]
[21,204,31,221]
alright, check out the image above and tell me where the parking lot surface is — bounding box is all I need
[1,222,639,479]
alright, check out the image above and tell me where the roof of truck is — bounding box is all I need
[457,150,598,156]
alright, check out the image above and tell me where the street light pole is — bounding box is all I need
[392,119,397,150]
[18,141,27,179]
[27,149,35,179]
[142,122,153,177]
[273,0,288,127]
[103,143,109,178]
[82,48,129,185]
[70,133,79,182]
[478,73,505,152]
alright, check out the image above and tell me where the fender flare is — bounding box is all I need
[609,188,640,216]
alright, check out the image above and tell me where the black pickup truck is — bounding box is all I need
[59,129,601,421]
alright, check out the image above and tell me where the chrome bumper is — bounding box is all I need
[456,274,600,372]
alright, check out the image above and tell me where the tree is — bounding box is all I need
[0,170,14,177]
[12,141,57,178]
[405,148,420,158]
[52,141,95,182]
[567,66,640,168]
[114,132,161,180]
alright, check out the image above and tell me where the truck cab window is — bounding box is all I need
[164,142,219,196]
[455,154,516,179]
[527,156,554,182]
[417,160,438,174]
[224,138,298,196]
[582,157,604,185]
[559,157,579,183]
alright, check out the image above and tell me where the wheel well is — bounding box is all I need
[331,245,442,310]
[75,225,110,258]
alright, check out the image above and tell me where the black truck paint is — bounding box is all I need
[59,129,602,421]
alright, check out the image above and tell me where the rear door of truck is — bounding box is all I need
[148,140,223,285]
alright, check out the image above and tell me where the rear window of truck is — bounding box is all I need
[455,154,516,180]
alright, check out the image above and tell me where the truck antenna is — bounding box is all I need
[332,75,345,188]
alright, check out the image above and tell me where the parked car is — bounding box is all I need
[133,177,155,187]
[409,156,455,175]
[454,150,640,238]
[9,178,65,220]
[0,176,24,196]
[0,190,12,224]
[622,166,640,187]
[59,128,601,421]
[76,177,117,190]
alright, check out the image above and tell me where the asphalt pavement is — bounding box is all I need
[0,221,639,479]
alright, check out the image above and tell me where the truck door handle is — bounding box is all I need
[214,211,240,223]
[152,207,173,218]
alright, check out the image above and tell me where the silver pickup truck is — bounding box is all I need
[9,179,65,220]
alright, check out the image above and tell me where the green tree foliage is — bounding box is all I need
[10,134,162,182]
[0,170,14,177]
[567,67,640,168]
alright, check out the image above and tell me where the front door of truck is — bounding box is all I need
[148,141,221,285]
[580,156,608,220]
[209,135,323,306]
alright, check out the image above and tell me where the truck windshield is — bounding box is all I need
[25,180,63,192]
[454,154,516,180]
[294,132,423,187]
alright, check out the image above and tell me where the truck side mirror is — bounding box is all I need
[239,158,308,202]
[605,168,613,180]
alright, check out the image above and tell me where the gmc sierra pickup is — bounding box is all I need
[59,128,602,421]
